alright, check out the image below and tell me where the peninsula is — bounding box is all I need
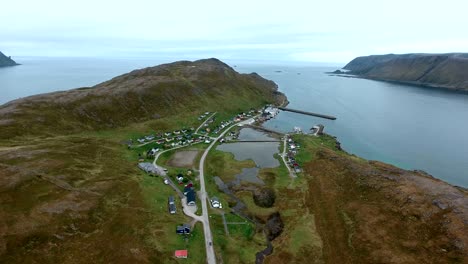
[0,59,466,263]
[0,51,19,67]
[335,53,468,91]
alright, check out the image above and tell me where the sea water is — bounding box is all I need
[2,57,467,187]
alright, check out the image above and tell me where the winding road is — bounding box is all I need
[281,134,296,178]
[198,118,255,264]
[153,114,256,264]
[195,112,217,134]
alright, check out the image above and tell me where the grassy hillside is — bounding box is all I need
[0,58,285,140]
[343,53,468,91]
[244,134,468,263]
[0,59,285,263]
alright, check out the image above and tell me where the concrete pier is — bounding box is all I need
[244,124,285,135]
[278,107,336,120]
[225,140,281,143]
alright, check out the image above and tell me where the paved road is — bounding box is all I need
[195,112,217,134]
[281,134,296,178]
[198,118,254,264]
[152,145,186,177]
[151,115,254,264]
[152,145,204,224]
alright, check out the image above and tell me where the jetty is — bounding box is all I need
[278,107,336,120]
[244,124,284,135]
[225,140,281,143]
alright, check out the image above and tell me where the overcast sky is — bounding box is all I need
[1,0,467,63]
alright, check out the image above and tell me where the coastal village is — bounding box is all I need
[2,54,464,263]
[131,105,326,260]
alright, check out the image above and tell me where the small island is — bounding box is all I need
[0,51,19,67]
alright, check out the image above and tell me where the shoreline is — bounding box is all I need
[329,73,468,93]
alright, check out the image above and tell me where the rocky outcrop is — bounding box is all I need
[253,187,276,208]
[265,212,284,241]
[0,51,19,67]
[341,53,468,91]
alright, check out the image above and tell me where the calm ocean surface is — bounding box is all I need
[1,57,468,187]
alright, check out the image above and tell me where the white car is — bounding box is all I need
[204,139,211,144]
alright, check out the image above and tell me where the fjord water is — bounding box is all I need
[1,57,467,187]
[237,65,468,188]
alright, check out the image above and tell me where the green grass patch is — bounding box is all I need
[292,134,340,162]
[139,171,206,262]
[210,213,266,264]
[288,213,323,256]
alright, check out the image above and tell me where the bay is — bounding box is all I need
[236,65,468,187]
[1,57,467,187]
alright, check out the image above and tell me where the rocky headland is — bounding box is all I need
[334,53,468,91]
[0,51,19,67]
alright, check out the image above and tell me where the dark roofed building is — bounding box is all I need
[183,186,192,195]
[176,224,191,234]
[186,190,196,206]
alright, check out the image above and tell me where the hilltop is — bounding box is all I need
[0,58,286,139]
[0,59,285,263]
[0,51,19,67]
[339,53,468,91]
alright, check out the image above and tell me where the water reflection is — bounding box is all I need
[216,128,280,185]
[217,128,280,168]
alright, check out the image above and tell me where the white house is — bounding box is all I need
[210,196,221,208]
[264,106,279,117]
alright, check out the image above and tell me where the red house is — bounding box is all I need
[175,250,188,258]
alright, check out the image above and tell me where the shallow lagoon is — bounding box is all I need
[216,128,280,184]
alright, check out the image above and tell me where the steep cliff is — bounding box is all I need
[343,53,468,91]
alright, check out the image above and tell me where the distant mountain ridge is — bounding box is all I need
[341,53,468,91]
[0,51,19,67]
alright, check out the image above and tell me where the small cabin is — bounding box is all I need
[176,224,191,234]
[175,250,188,258]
